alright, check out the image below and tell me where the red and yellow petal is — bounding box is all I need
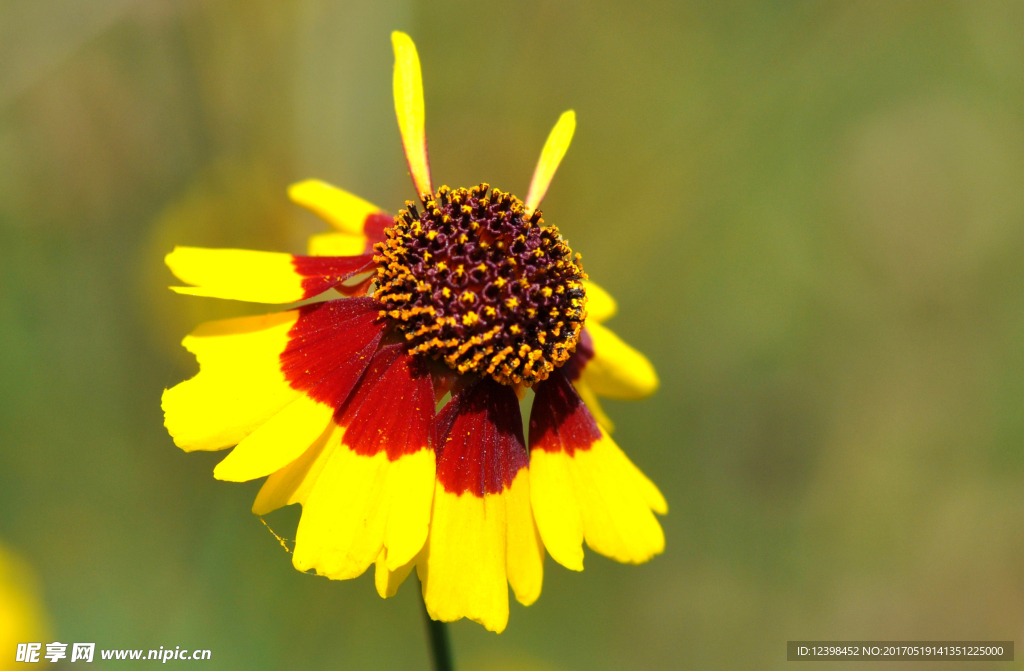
[165,246,375,303]
[164,298,385,480]
[529,369,666,571]
[417,379,544,633]
[291,345,436,583]
[573,378,615,432]
[562,329,614,431]
[289,179,394,257]
[289,179,382,235]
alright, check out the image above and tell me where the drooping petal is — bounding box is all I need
[525,110,576,216]
[166,247,376,303]
[417,379,543,633]
[578,320,659,399]
[583,280,617,323]
[391,31,432,197]
[162,312,302,452]
[292,345,436,584]
[529,369,665,571]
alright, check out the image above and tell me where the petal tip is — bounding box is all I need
[525,110,578,214]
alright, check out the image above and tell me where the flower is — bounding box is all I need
[0,543,50,669]
[162,31,665,633]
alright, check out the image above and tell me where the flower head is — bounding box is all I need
[162,31,664,633]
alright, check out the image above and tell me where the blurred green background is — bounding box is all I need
[4,1,1024,669]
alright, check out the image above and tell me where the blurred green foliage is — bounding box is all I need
[3,1,1024,669]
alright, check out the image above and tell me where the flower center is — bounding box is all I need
[373,184,587,386]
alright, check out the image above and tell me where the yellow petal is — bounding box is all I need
[504,470,544,606]
[167,247,375,303]
[308,232,367,257]
[620,446,668,516]
[374,547,418,598]
[581,320,659,399]
[574,379,615,433]
[583,280,617,323]
[532,429,665,568]
[0,545,50,652]
[293,447,434,582]
[391,31,432,197]
[166,247,306,303]
[529,449,585,571]
[383,448,437,570]
[573,430,665,563]
[213,394,334,482]
[525,110,576,216]
[162,312,300,452]
[288,179,382,235]
[417,486,510,633]
[252,423,340,515]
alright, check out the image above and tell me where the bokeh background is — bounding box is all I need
[3,0,1024,669]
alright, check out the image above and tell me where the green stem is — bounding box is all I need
[419,587,454,671]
